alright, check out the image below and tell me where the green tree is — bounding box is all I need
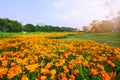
[23,24,35,32]
[0,18,22,32]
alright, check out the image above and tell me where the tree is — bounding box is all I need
[0,17,75,32]
[0,18,22,32]
[23,24,35,32]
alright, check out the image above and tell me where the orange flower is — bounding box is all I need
[73,61,78,65]
[50,75,55,79]
[21,74,29,80]
[93,58,97,62]
[62,76,68,80]
[25,64,39,72]
[109,72,116,79]
[97,64,104,71]
[59,59,65,66]
[45,62,53,69]
[0,67,8,78]
[68,65,73,69]
[82,61,89,67]
[63,65,69,73]
[7,65,22,79]
[101,71,110,80]
[60,72,66,78]
[2,60,8,66]
[55,63,59,67]
[73,69,79,75]
[7,73,16,79]
[41,76,47,80]
[107,60,115,67]
[90,69,98,75]
[56,74,61,79]
[40,68,49,75]
[69,74,75,80]
[50,69,56,75]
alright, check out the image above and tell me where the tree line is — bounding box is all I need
[83,15,120,33]
[0,18,75,32]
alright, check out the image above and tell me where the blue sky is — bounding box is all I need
[0,0,120,29]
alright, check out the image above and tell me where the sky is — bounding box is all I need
[0,0,120,29]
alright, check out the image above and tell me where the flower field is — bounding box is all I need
[0,32,120,80]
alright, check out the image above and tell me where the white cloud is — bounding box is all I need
[53,0,67,8]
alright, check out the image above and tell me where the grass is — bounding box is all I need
[0,32,20,39]
[0,32,47,39]
[62,33,120,47]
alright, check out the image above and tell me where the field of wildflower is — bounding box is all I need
[0,32,120,80]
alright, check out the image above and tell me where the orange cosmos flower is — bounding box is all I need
[41,76,47,80]
[73,69,79,75]
[90,69,98,75]
[101,72,110,80]
[63,66,69,73]
[55,62,59,67]
[62,77,68,80]
[59,59,65,66]
[21,74,29,80]
[60,72,66,78]
[68,65,73,69]
[56,74,61,79]
[45,62,53,69]
[97,64,105,71]
[107,60,115,67]
[0,67,8,78]
[7,73,16,79]
[50,69,56,75]
[64,68,69,74]
[25,64,38,72]
[50,75,55,79]
[109,72,116,79]
[7,65,22,79]
[40,68,49,75]
[2,60,8,66]
[82,61,89,67]
[69,74,75,80]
